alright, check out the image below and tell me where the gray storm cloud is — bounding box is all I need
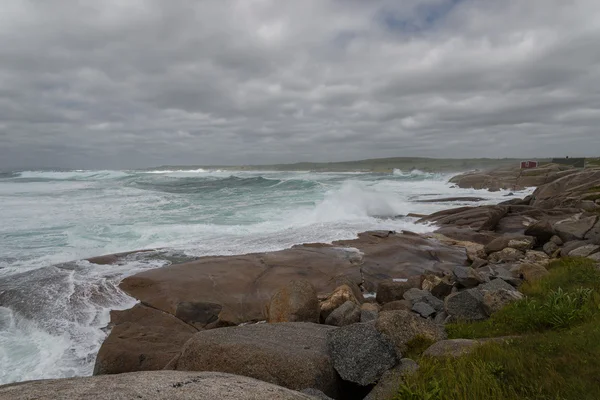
[1,0,599,168]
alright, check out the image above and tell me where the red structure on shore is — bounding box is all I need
[520,160,538,169]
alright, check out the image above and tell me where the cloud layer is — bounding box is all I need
[1,0,599,168]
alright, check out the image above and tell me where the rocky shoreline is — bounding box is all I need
[2,163,600,400]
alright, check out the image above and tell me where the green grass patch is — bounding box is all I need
[397,321,600,400]
[446,258,600,338]
[393,258,600,400]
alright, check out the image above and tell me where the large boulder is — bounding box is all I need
[453,266,486,288]
[554,216,598,243]
[335,232,467,292]
[445,289,487,321]
[561,240,592,257]
[585,220,600,244]
[543,241,560,256]
[93,304,197,375]
[418,206,508,232]
[511,263,549,282]
[588,253,600,262]
[421,274,454,298]
[495,215,538,235]
[174,322,340,397]
[484,236,535,254]
[488,248,525,264]
[524,220,556,244]
[449,172,510,191]
[412,302,436,318]
[450,164,574,193]
[568,244,600,258]
[268,280,320,323]
[375,311,446,354]
[320,284,362,322]
[531,169,600,209]
[375,277,422,304]
[324,301,361,326]
[360,303,380,322]
[523,250,550,266]
[403,288,444,312]
[326,322,398,386]
[433,227,499,245]
[482,289,523,315]
[0,371,315,400]
[120,245,363,327]
[479,278,516,292]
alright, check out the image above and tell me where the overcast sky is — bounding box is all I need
[1,0,599,169]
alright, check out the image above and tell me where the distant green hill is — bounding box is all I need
[153,157,553,173]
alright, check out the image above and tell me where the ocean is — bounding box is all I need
[0,168,530,384]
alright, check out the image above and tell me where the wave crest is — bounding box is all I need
[307,181,408,222]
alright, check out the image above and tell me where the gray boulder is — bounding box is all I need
[588,252,600,262]
[550,235,564,245]
[421,274,455,298]
[492,267,522,287]
[554,216,598,242]
[569,244,600,258]
[561,240,592,257]
[482,289,523,315]
[175,322,340,397]
[584,220,600,244]
[0,371,315,400]
[403,288,444,312]
[484,236,534,254]
[511,263,549,282]
[93,304,197,375]
[434,311,449,325]
[360,303,380,323]
[412,302,436,318]
[488,248,525,264]
[268,280,320,323]
[320,284,362,322]
[543,241,559,256]
[445,289,487,321]
[403,288,431,302]
[479,278,516,292]
[326,322,398,386]
[418,205,508,231]
[375,278,421,304]
[453,266,486,288]
[375,310,446,354]
[325,301,361,326]
[524,220,555,244]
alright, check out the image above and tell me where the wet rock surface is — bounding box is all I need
[0,372,318,400]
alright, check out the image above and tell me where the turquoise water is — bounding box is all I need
[0,168,530,384]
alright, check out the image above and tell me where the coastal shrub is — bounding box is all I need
[447,258,600,338]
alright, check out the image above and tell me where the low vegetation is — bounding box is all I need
[394,258,600,400]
